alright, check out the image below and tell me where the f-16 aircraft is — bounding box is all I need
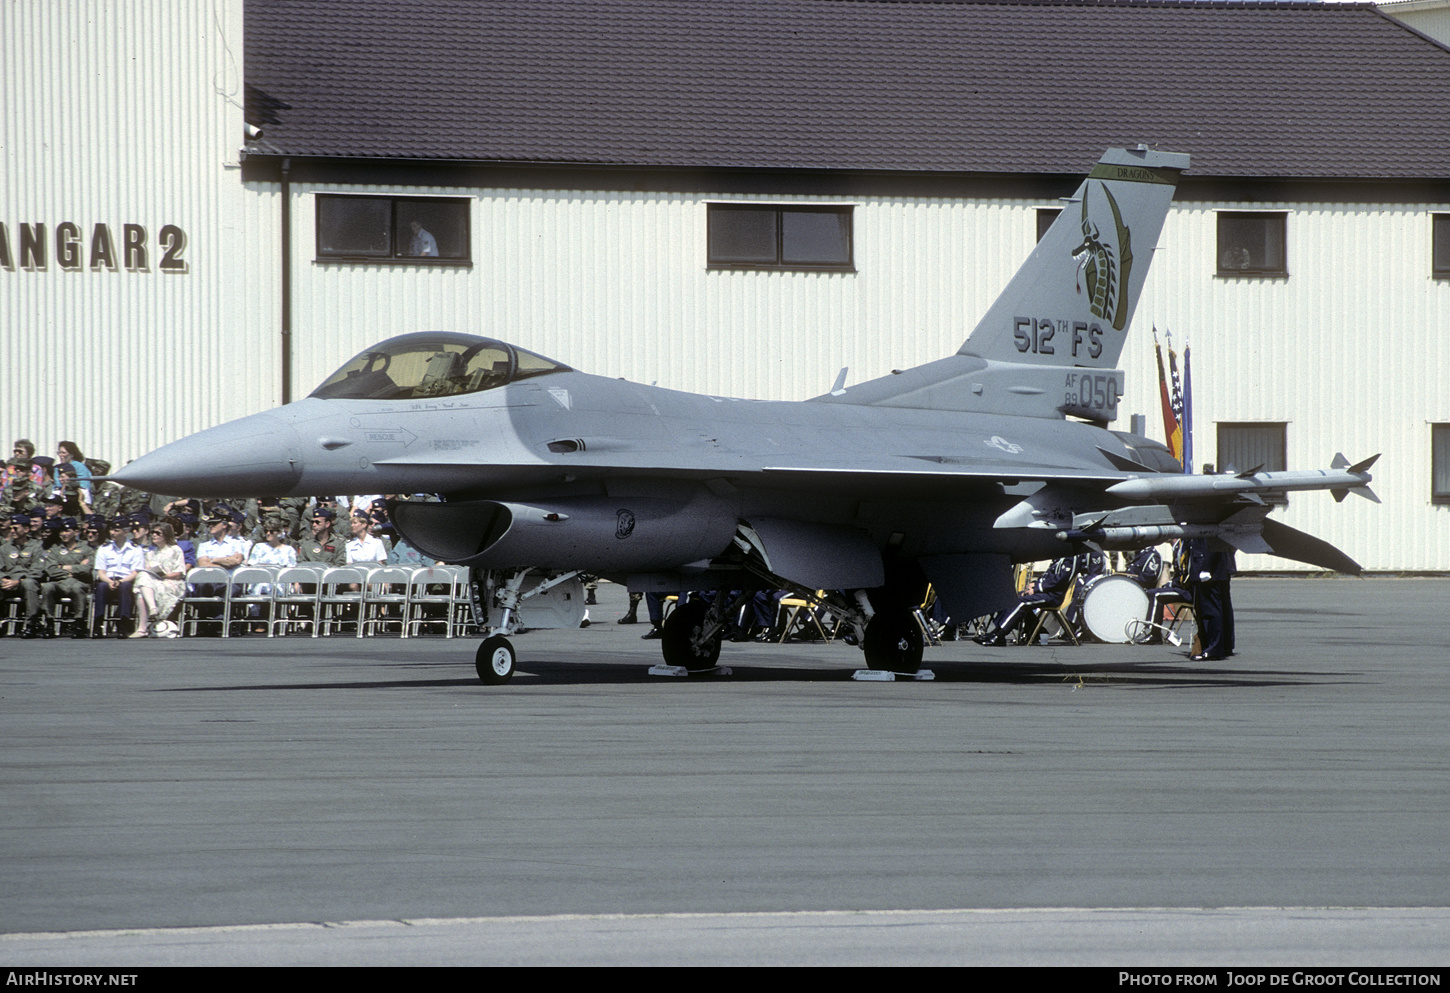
[114,147,1376,683]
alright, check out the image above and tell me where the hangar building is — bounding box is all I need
[4,0,1450,570]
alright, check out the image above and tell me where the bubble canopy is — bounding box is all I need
[309,332,572,401]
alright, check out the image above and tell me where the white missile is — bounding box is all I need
[1105,454,1378,504]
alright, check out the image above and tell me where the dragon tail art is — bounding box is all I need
[1073,182,1134,331]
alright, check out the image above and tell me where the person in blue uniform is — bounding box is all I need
[1064,549,1108,635]
[1186,537,1236,661]
[975,555,1077,646]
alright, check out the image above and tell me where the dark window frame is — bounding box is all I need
[706,203,855,272]
[1433,423,1450,505]
[1036,208,1062,243]
[1216,211,1288,278]
[1217,421,1289,505]
[314,194,472,266]
[1433,214,1450,280]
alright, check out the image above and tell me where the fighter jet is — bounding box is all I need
[113,147,1376,683]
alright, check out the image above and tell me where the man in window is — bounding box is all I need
[409,220,438,257]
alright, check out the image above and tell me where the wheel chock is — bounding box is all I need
[648,664,733,677]
[851,668,936,681]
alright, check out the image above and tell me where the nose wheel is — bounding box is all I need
[476,635,516,684]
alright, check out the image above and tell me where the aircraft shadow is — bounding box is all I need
[157,656,1353,691]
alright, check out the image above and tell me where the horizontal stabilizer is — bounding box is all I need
[1260,518,1363,575]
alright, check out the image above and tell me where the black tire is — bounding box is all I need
[862,611,924,674]
[476,635,516,684]
[660,600,722,671]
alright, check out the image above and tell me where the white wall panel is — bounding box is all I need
[2,0,266,472]
[1124,202,1450,571]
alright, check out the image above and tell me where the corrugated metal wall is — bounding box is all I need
[1,0,267,473]
[1125,201,1450,572]
[283,186,1028,405]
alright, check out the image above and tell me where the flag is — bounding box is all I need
[1152,327,1182,463]
[1181,344,1194,474]
[1167,328,1186,465]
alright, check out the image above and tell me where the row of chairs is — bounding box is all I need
[177,564,474,638]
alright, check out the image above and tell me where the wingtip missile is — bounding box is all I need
[1104,455,1377,503]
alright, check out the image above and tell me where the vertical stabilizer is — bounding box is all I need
[960,146,1189,369]
[817,147,1187,419]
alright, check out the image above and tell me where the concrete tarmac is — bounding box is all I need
[2,578,1447,965]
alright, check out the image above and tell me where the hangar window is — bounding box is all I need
[1433,215,1450,279]
[315,195,470,264]
[707,205,854,271]
[1036,208,1061,242]
[1217,422,1288,504]
[1217,212,1287,277]
[1433,424,1450,505]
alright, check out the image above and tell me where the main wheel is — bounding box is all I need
[660,600,722,671]
[476,635,516,684]
[862,611,924,674]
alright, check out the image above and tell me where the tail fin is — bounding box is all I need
[819,147,1188,420]
[961,146,1189,368]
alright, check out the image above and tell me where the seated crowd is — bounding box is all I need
[5,437,1192,646]
[2,436,439,638]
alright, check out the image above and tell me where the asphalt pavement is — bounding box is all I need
[2,578,1447,965]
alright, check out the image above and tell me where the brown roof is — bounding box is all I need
[244,0,1450,180]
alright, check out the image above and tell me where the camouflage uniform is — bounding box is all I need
[0,532,45,631]
[40,539,93,626]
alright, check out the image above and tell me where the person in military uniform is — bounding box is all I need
[171,512,200,568]
[40,518,92,637]
[297,509,345,566]
[1186,536,1236,661]
[250,497,300,541]
[2,513,47,636]
[90,464,144,522]
[975,554,1079,646]
[93,517,146,637]
[3,458,38,515]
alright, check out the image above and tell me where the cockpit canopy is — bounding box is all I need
[309,332,571,401]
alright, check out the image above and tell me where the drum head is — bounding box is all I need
[1081,575,1150,644]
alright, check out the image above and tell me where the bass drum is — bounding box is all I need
[1079,574,1151,644]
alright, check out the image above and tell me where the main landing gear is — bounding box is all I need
[861,608,925,675]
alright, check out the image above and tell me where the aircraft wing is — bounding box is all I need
[371,448,1131,495]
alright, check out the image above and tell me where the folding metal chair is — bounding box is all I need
[776,593,833,643]
[316,567,367,637]
[227,566,280,636]
[405,565,462,637]
[179,567,232,637]
[270,565,322,637]
[361,566,413,637]
[448,565,477,637]
[1025,578,1081,646]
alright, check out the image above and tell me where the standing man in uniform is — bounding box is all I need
[1187,537,1236,661]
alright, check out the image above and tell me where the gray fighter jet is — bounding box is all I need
[113,147,1376,682]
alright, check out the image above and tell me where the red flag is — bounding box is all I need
[1153,328,1182,463]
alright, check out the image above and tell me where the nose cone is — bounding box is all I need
[112,412,303,496]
